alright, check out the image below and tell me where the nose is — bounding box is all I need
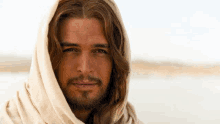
[76,52,93,75]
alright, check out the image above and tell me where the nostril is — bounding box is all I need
[77,60,92,73]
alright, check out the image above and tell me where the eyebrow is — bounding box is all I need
[60,42,79,47]
[60,42,109,48]
[93,44,109,48]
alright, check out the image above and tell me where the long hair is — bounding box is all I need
[48,0,130,123]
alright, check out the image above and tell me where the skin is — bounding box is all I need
[57,18,112,122]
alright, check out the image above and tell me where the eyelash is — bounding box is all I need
[94,49,108,54]
[63,48,79,53]
[63,48,108,54]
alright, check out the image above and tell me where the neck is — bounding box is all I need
[72,109,93,123]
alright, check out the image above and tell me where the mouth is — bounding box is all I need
[71,81,98,89]
[72,83,97,86]
[72,81,98,85]
[72,84,98,89]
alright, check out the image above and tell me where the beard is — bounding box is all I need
[62,75,110,110]
[65,85,108,110]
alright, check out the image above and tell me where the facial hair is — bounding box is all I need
[64,75,109,110]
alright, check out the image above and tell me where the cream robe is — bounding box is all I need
[0,0,144,123]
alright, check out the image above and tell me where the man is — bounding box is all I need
[0,0,143,123]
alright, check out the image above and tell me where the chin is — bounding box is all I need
[66,90,107,110]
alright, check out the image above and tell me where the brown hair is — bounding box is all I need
[48,0,129,123]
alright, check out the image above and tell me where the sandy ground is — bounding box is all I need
[1,60,220,76]
[0,65,30,72]
[131,61,220,77]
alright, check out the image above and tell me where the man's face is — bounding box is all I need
[57,18,112,110]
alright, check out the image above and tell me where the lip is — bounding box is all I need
[71,81,98,90]
[72,81,97,85]
[72,84,97,90]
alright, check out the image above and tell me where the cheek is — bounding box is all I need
[95,59,112,83]
[57,58,73,87]
[60,55,79,72]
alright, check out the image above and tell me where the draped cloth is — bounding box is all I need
[0,0,143,123]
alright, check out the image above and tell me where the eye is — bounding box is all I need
[93,49,108,54]
[63,48,79,53]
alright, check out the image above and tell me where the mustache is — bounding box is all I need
[68,75,102,85]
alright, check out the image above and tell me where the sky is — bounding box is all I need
[0,0,220,64]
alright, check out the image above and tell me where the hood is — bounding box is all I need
[0,0,141,124]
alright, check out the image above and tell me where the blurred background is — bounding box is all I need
[1,0,220,123]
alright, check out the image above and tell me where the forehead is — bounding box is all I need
[58,18,107,45]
